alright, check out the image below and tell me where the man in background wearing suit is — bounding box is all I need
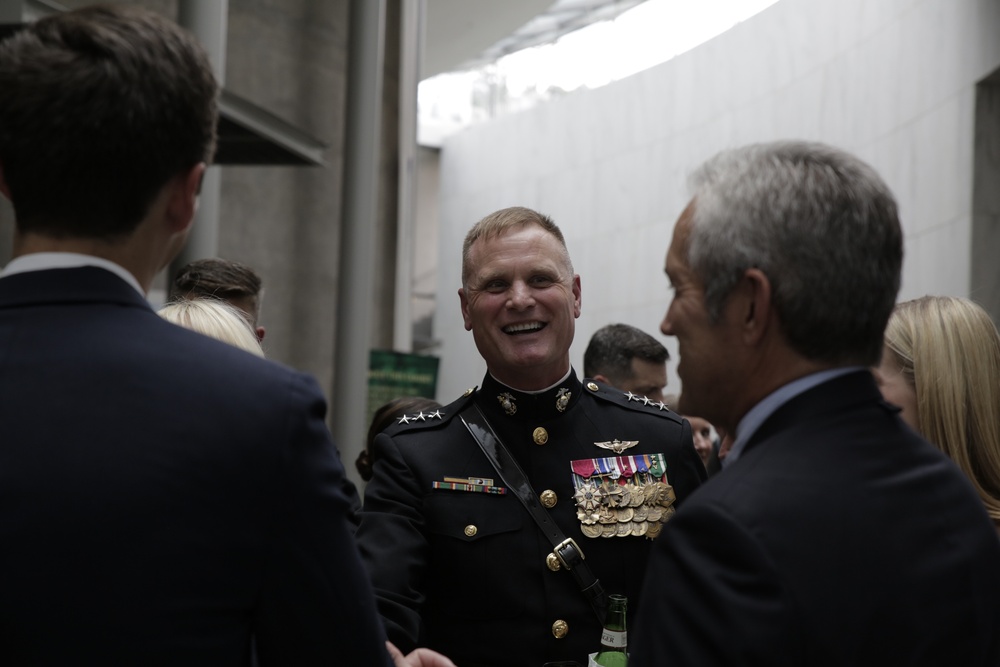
[633,141,1000,666]
[0,6,449,666]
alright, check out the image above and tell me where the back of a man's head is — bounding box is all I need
[171,258,263,325]
[0,5,218,239]
[584,323,669,383]
[686,140,903,367]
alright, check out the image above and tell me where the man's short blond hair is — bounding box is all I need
[461,206,572,286]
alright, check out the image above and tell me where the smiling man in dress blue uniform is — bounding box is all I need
[357,206,706,667]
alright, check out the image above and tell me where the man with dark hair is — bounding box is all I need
[0,6,449,666]
[172,257,266,340]
[358,206,705,666]
[632,141,1000,665]
[583,323,669,403]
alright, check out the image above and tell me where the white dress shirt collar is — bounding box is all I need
[0,252,145,297]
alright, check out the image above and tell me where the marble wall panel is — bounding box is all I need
[432,0,1000,397]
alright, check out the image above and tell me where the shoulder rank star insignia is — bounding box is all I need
[594,439,639,454]
[397,410,444,425]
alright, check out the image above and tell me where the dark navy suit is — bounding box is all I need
[0,266,390,666]
[632,371,1000,667]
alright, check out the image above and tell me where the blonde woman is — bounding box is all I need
[876,296,1000,531]
[158,298,264,357]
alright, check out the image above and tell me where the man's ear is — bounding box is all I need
[737,267,773,346]
[166,162,207,232]
[572,274,582,319]
[458,287,473,331]
[592,373,610,385]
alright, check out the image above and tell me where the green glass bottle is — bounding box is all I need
[590,594,628,667]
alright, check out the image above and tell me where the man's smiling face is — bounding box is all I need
[459,223,581,390]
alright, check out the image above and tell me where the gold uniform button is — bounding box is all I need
[463,387,475,396]
[533,427,548,445]
[545,552,561,571]
[551,619,569,639]
[539,489,558,508]
[587,382,599,391]
[463,525,477,537]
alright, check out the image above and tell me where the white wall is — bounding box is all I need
[431,0,1000,401]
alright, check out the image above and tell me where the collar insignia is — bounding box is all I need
[556,387,571,413]
[498,392,517,416]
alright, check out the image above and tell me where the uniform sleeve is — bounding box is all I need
[355,430,429,654]
[253,372,392,667]
[631,500,800,667]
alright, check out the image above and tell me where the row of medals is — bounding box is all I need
[576,477,676,539]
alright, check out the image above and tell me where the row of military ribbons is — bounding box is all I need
[432,452,677,541]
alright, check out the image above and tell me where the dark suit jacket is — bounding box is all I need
[632,371,1000,667]
[0,267,390,666]
[357,371,706,667]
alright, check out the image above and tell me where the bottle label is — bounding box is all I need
[600,629,627,648]
[589,651,629,667]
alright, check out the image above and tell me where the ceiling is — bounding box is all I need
[423,0,551,77]
[423,0,647,78]
[3,0,647,163]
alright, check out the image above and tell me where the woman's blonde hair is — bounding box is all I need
[884,296,1000,521]
[158,298,265,358]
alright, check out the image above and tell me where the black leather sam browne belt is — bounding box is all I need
[459,403,608,622]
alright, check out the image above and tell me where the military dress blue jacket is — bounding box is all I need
[358,369,706,667]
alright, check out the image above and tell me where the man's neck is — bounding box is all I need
[14,233,154,292]
[490,367,573,394]
[721,349,837,437]
[489,363,573,393]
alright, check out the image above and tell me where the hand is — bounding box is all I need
[387,641,457,667]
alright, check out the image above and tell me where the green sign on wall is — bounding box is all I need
[366,349,440,428]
